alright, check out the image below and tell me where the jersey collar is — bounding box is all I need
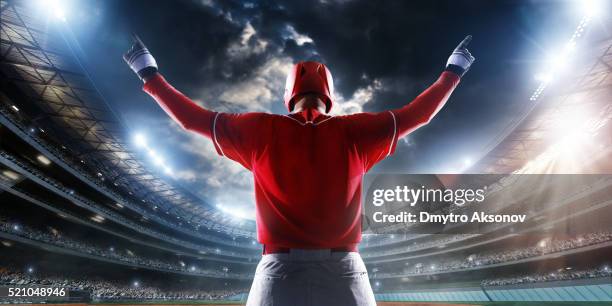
[288,109,331,125]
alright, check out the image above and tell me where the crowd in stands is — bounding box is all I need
[0,105,256,242]
[0,267,245,301]
[0,150,259,259]
[376,231,612,276]
[482,266,611,286]
[0,216,250,279]
[3,207,611,279]
[361,234,478,256]
[5,104,612,258]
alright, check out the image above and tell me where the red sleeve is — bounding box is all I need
[343,71,460,172]
[212,112,271,171]
[344,111,399,172]
[392,71,460,138]
[143,73,216,138]
[143,74,269,171]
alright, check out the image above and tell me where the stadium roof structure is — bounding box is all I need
[0,0,255,236]
[471,26,612,174]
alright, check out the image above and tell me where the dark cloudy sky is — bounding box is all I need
[56,0,590,218]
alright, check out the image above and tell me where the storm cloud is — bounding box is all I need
[71,0,573,217]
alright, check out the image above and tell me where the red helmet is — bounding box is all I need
[284,61,334,113]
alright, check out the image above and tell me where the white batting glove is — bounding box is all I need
[445,35,475,77]
[123,34,158,82]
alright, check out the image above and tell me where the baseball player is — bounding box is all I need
[124,35,474,306]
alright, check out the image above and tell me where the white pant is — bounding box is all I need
[246,251,376,306]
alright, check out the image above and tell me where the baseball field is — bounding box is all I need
[24,302,612,306]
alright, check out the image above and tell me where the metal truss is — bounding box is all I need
[0,0,254,237]
[472,36,612,174]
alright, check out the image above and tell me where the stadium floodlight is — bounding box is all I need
[90,215,105,223]
[152,154,164,166]
[547,53,571,76]
[538,239,548,248]
[38,0,67,21]
[529,1,598,102]
[132,281,140,287]
[133,133,177,176]
[148,149,174,174]
[36,154,51,166]
[534,73,553,83]
[133,133,148,147]
[27,267,34,273]
[13,224,20,231]
[53,7,66,21]
[580,0,604,18]
[216,204,249,219]
[2,170,20,181]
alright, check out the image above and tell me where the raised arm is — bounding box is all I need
[142,74,215,138]
[393,71,460,138]
[124,35,215,138]
[394,35,475,139]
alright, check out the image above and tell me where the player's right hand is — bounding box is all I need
[123,34,158,82]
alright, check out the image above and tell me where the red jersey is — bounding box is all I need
[143,71,460,248]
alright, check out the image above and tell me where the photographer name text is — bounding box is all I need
[372,211,526,224]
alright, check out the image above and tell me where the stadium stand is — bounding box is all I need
[0,266,246,302]
[1,0,611,303]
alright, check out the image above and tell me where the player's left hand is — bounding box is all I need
[445,35,475,77]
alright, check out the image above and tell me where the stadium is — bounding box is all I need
[0,0,611,305]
